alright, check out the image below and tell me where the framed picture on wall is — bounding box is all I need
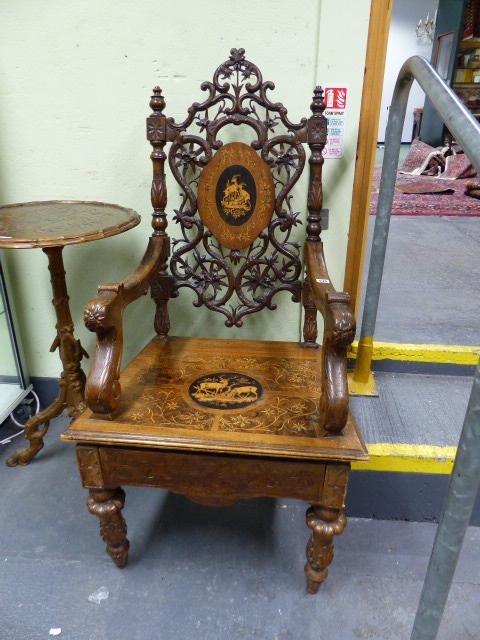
[433,31,455,80]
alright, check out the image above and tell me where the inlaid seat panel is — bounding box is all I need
[65,336,366,460]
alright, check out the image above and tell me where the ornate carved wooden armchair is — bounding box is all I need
[62,49,367,593]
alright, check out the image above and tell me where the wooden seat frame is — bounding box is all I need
[62,49,368,593]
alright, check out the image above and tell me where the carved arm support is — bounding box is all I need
[304,241,356,433]
[83,235,167,419]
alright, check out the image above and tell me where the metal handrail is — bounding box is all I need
[350,55,480,639]
[411,357,480,639]
[353,55,480,384]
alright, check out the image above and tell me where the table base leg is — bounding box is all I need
[6,246,87,467]
[6,370,86,467]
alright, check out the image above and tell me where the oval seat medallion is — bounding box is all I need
[189,372,262,409]
[197,141,275,250]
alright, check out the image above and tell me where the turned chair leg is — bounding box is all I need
[86,488,130,568]
[304,504,346,593]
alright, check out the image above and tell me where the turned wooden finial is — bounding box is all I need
[310,86,326,114]
[150,86,166,114]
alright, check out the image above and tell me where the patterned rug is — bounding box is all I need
[370,167,480,216]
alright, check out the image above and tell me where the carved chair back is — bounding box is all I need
[146,48,327,336]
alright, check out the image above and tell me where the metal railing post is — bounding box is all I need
[352,71,409,386]
[410,357,480,640]
[352,56,480,389]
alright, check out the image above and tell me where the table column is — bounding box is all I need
[7,246,88,466]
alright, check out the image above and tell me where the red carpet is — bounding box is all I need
[370,166,480,216]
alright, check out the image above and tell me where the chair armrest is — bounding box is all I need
[304,241,356,433]
[83,235,167,418]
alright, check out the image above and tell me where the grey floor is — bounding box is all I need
[367,144,480,346]
[350,370,473,446]
[1,416,479,640]
[359,216,480,345]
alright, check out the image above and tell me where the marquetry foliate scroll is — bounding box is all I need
[115,346,323,438]
[197,142,275,250]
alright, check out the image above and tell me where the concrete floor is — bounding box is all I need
[1,416,479,640]
[359,215,480,346]
[365,145,480,346]
[350,370,472,447]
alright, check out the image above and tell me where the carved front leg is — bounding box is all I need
[304,505,346,593]
[86,488,130,568]
[304,462,350,593]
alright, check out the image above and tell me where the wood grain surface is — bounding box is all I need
[0,200,140,248]
[197,142,275,250]
[64,335,367,461]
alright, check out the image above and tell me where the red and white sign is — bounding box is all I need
[323,86,348,159]
[324,87,347,109]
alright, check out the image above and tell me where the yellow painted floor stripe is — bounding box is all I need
[346,342,468,473]
[352,443,457,474]
[348,341,480,366]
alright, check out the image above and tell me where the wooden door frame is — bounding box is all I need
[343,0,393,316]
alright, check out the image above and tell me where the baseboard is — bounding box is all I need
[347,470,480,526]
[348,341,479,376]
[348,357,476,376]
[31,376,60,409]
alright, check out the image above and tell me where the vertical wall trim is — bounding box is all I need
[299,0,323,342]
[313,0,322,86]
[343,0,392,316]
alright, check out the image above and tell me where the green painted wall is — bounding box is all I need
[0,0,371,379]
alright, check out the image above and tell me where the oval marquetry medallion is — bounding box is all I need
[189,372,262,409]
[197,141,275,250]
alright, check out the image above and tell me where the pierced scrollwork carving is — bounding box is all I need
[163,48,308,327]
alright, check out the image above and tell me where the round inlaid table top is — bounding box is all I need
[0,200,141,249]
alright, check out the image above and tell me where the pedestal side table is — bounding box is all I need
[0,200,140,466]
